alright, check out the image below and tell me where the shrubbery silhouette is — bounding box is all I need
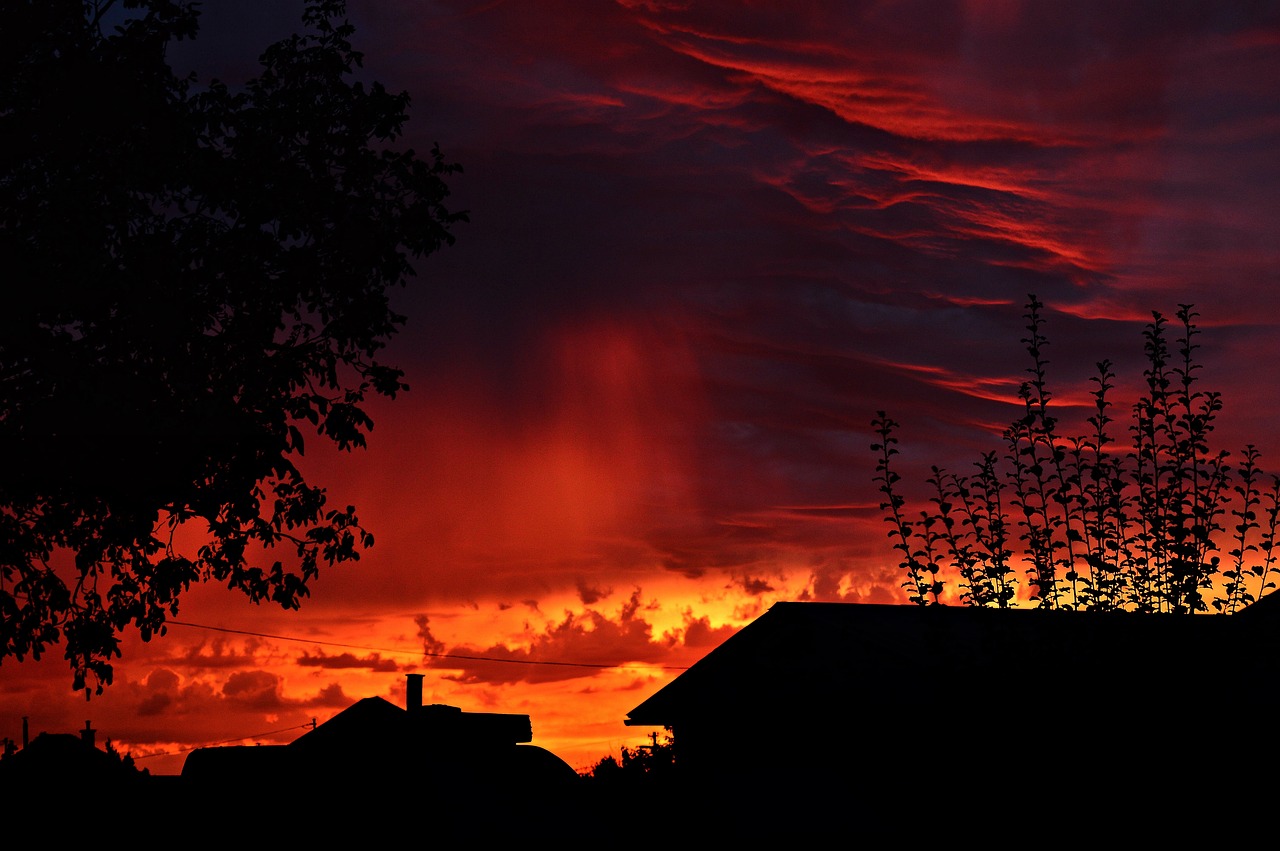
[581,731,676,788]
[873,295,1279,613]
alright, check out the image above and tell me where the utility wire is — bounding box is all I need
[122,621,690,763]
[124,622,687,765]
[132,722,317,761]
[167,620,691,671]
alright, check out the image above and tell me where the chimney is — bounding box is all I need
[81,720,96,749]
[406,674,424,711]
[22,716,28,749]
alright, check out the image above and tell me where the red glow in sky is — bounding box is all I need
[5,0,1280,775]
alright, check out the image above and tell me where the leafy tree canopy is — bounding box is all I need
[0,0,465,692]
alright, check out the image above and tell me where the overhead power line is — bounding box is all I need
[132,722,316,761]
[125,624,687,766]
[167,620,691,671]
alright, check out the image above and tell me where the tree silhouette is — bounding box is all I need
[0,0,464,692]
[582,731,676,787]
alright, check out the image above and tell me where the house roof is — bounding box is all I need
[0,732,134,779]
[179,743,292,779]
[625,598,1280,727]
[180,681,564,799]
[286,696,408,751]
[287,696,534,753]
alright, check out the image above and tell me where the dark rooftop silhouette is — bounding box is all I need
[180,673,580,826]
[622,595,1280,838]
[2,675,581,839]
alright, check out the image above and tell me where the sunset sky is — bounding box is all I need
[5,0,1280,776]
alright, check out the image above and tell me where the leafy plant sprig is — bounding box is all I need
[872,295,1272,616]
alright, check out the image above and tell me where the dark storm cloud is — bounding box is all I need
[424,590,681,685]
[166,0,1280,589]
[161,638,268,670]
[296,651,405,672]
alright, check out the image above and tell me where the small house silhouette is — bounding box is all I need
[0,719,144,788]
[182,673,579,824]
[3,677,581,836]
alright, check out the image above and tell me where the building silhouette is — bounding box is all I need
[623,595,1280,838]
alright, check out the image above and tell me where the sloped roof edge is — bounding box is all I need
[625,597,1278,726]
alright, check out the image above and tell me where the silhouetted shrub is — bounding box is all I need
[873,295,1279,613]
[581,731,676,788]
